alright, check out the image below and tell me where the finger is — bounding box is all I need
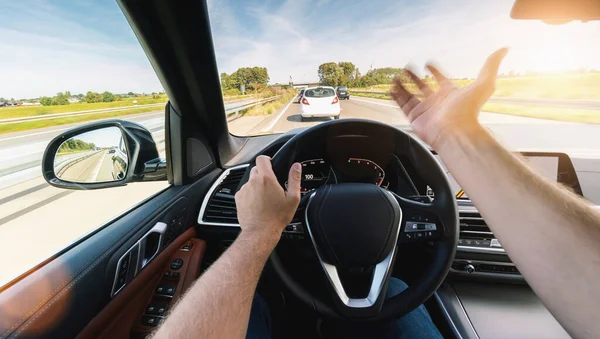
[285,163,302,203]
[255,155,274,178]
[477,47,509,84]
[405,69,433,97]
[407,85,454,122]
[390,77,413,104]
[401,96,421,117]
[249,166,259,180]
[473,47,508,99]
[426,65,453,87]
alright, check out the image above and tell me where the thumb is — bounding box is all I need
[286,163,302,204]
[474,47,508,99]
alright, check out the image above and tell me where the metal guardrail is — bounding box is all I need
[225,95,282,120]
[350,91,600,110]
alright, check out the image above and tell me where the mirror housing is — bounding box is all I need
[42,120,167,190]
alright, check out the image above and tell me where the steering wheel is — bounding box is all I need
[268,119,458,322]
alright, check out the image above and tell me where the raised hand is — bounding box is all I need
[391,48,508,149]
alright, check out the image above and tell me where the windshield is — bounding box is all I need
[337,87,348,91]
[208,0,599,152]
[305,88,335,98]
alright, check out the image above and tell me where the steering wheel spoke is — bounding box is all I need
[390,192,445,244]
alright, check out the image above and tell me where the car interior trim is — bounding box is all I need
[197,163,249,227]
[111,221,168,297]
[450,259,523,279]
[434,292,464,339]
[456,245,506,254]
[435,284,480,339]
[303,190,403,308]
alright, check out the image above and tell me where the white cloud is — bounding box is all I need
[0,2,162,99]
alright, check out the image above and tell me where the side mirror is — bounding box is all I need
[42,120,167,190]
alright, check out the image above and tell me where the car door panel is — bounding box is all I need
[76,230,206,339]
[0,169,220,339]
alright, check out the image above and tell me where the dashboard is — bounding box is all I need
[293,152,583,200]
[199,129,585,282]
[295,157,389,194]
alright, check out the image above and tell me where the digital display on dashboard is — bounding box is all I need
[435,154,572,200]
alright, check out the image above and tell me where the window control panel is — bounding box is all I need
[141,315,162,327]
[146,302,169,316]
[156,284,176,296]
[170,258,183,270]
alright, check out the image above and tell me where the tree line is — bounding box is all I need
[318,62,417,88]
[57,138,96,154]
[220,67,269,96]
[39,91,129,106]
[0,91,164,106]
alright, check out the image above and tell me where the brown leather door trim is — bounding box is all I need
[77,228,200,339]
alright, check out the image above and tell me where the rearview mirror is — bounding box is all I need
[43,120,167,190]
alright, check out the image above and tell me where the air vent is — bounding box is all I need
[459,211,493,240]
[202,167,247,224]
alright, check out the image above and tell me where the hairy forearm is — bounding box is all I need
[152,231,278,339]
[437,126,600,338]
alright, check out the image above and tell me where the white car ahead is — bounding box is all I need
[300,86,340,122]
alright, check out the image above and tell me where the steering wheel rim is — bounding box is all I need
[269,119,458,322]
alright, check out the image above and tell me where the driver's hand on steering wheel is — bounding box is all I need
[391,48,508,150]
[235,156,302,243]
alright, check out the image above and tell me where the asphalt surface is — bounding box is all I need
[58,150,113,183]
[1,95,600,287]
[263,96,600,155]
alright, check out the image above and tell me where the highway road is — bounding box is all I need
[57,150,115,183]
[1,95,600,287]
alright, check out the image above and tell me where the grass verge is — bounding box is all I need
[240,91,297,117]
[0,107,163,134]
[481,103,600,124]
[351,92,393,100]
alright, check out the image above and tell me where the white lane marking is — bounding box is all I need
[0,127,73,142]
[261,97,296,132]
[350,97,398,108]
[91,152,106,181]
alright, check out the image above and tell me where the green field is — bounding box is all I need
[352,73,600,100]
[0,95,168,119]
[350,73,600,124]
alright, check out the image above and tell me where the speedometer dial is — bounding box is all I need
[346,158,385,186]
[299,159,336,193]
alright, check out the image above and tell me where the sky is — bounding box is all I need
[70,126,123,148]
[2,0,600,99]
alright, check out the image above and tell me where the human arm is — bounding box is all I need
[152,156,302,339]
[392,49,600,338]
